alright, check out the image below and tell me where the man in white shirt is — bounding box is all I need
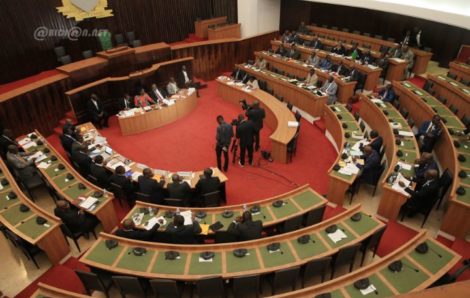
[166,77,179,95]
[305,68,318,86]
[247,77,259,89]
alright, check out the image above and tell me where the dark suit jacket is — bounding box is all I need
[90,163,112,188]
[176,70,192,88]
[332,46,346,55]
[369,137,383,153]
[165,222,202,244]
[60,134,76,154]
[275,47,288,57]
[168,181,192,205]
[149,88,168,102]
[138,176,165,204]
[195,176,221,195]
[236,120,255,147]
[71,150,92,175]
[86,99,104,119]
[288,50,301,60]
[405,179,440,212]
[109,174,134,197]
[246,107,266,131]
[119,97,133,110]
[54,207,96,233]
[414,161,439,188]
[115,224,160,241]
[359,150,381,185]
[379,88,396,103]
[227,220,263,241]
[0,135,16,157]
[232,68,248,83]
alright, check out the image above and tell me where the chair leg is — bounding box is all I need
[372,185,378,196]
[349,260,354,272]
[73,238,81,252]
[30,254,40,269]
[92,230,97,239]
[360,249,367,266]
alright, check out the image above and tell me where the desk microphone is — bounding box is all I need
[403,263,420,272]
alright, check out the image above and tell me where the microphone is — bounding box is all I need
[429,247,443,258]
[403,263,420,272]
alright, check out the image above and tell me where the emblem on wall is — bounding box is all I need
[57,0,113,21]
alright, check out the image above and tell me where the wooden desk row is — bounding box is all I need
[31,283,91,298]
[195,16,228,39]
[306,25,433,75]
[324,104,363,206]
[208,23,241,40]
[428,74,470,119]
[117,89,198,136]
[271,41,383,91]
[392,81,470,238]
[273,231,460,297]
[449,61,470,82]
[216,77,297,163]
[124,185,326,235]
[359,95,420,220]
[80,205,384,280]
[77,122,228,190]
[255,51,357,103]
[19,133,118,233]
[0,159,69,265]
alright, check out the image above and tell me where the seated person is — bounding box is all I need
[177,65,200,97]
[305,53,320,67]
[357,145,381,185]
[89,155,112,188]
[319,55,333,71]
[167,174,192,206]
[195,168,221,197]
[246,76,259,89]
[361,50,373,64]
[298,21,309,34]
[409,153,439,189]
[400,45,415,78]
[275,44,288,57]
[331,42,346,55]
[254,57,267,69]
[368,130,383,153]
[227,211,263,241]
[288,44,301,60]
[165,214,202,244]
[86,94,109,129]
[309,37,322,49]
[320,76,338,105]
[54,200,98,236]
[332,62,349,76]
[62,119,76,136]
[150,83,167,103]
[134,88,156,108]
[138,168,165,204]
[109,165,135,204]
[415,115,442,153]
[166,77,179,96]
[71,142,92,176]
[0,129,23,158]
[400,169,440,217]
[119,93,133,110]
[281,30,292,43]
[305,68,318,86]
[378,83,396,102]
[349,67,365,91]
[348,44,362,60]
[290,31,301,44]
[232,68,249,83]
[6,145,38,181]
[115,218,161,241]
[60,127,78,154]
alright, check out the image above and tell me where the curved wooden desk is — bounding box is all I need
[31,283,90,298]
[428,74,470,119]
[117,89,198,135]
[216,76,297,164]
[208,23,241,40]
[0,159,69,265]
[306,25,433,75]
[255,51,357,104]
[80,205,384,280]
[271,231,460,297]
[195,16,228,39]
[325,104,363,206]
[18,132,118,233]
[449,61,470,82]
[123,185,327,235]
[359,95,420,220]
[392,81,470,238]
[271,41,382,91]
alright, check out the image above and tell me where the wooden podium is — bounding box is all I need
[208,23,241,40]
[195,16,227,39]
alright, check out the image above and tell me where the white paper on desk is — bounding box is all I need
[79,197,98,209]
[28,151,46,161]
[391,122,403,129]
[352,139,368,151]
[352,133,364,140]
[367,64,378,69]
[136,163,147,170]
[371,99,383,104]
[94,136,107,145]
[144,216,166,230]
[18,138,31,146]
[288,121,300,128]
[132,213,144,225]
[177,171,193,178]
[0,184,3,190]
[37,162,51,169]
[199,257,213,263]
[180,210,193,225]
[350,150,363,157]
[327,229,348,243]
[154,169,169,176]
[227,81,235,86]
[163,99,175,105]
[22,142,37,150]
[360,284,377,295]
[397,162,412,171]
[131,172,141,182]
[398,131,414,137]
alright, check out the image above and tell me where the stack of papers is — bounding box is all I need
[29,151,47,163]
[398,131,414,137]
[327,229,348,243]
[360,284,377,295]
[79,197,98,210]
[37,162,51,169]
[199,257,213,263]
[144,216,165,230]
[22,142,37,150]
[339,163,360,176]
[132,213,144,225]
[180,210,193,225]
[131,172,141,182]
[18,138,32,146]
[397,162,413,171]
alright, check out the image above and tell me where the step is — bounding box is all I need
[314,118,326,133]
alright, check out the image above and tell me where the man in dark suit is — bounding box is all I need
[245,101,266,152]
[60,127,77,155]
[401,169,440,217]
[236,114,255,167]
[368,130,383,153]
[349,67,365,91]
[177,65,199,96]
[275,44,288,57]
[167,174,192,206]
[195,168,221,200]
[227,211,263,241]
[71,143,92,176]
[86,94,109,129]
[150,83,167,103]
[361,50,373,65]
[62,119,76,136]
[165,214,202,244]
[109,165,135,204]
[115,218,161,241]
[54,200,98,236]
[89,155,112,188]
[288,44,301,60]
[0,129,21,158]
[331,62,349,76]
[215,115,233,172]
[409,153,439,189]
[309,37,322,49]
[119,94,133,110]
[357,145,381,185]
[232,68,249,83]
[378,84,396,103]
[331,42,346,56]
[416,115,443,153]
[138,168,166,204]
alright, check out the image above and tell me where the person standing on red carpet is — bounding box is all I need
[215,115,233,172]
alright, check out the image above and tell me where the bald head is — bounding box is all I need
[363,145,373,155]
[421,152,433,163]
[57,200,70,209]
[172,174,180,183]
[143,168,153,178]
[122,219,135,230]
[425,169,438,180]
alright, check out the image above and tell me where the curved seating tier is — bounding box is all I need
[32,283,91,298]
[392,81,470,238]
[80,204,384,280]
[428,74,470,119]
[271,230,460,297]
[359,95,420,220]
[0,158,69,264]
[449,61,470,82]
[18,132,118,232]
[124,185,327,235]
